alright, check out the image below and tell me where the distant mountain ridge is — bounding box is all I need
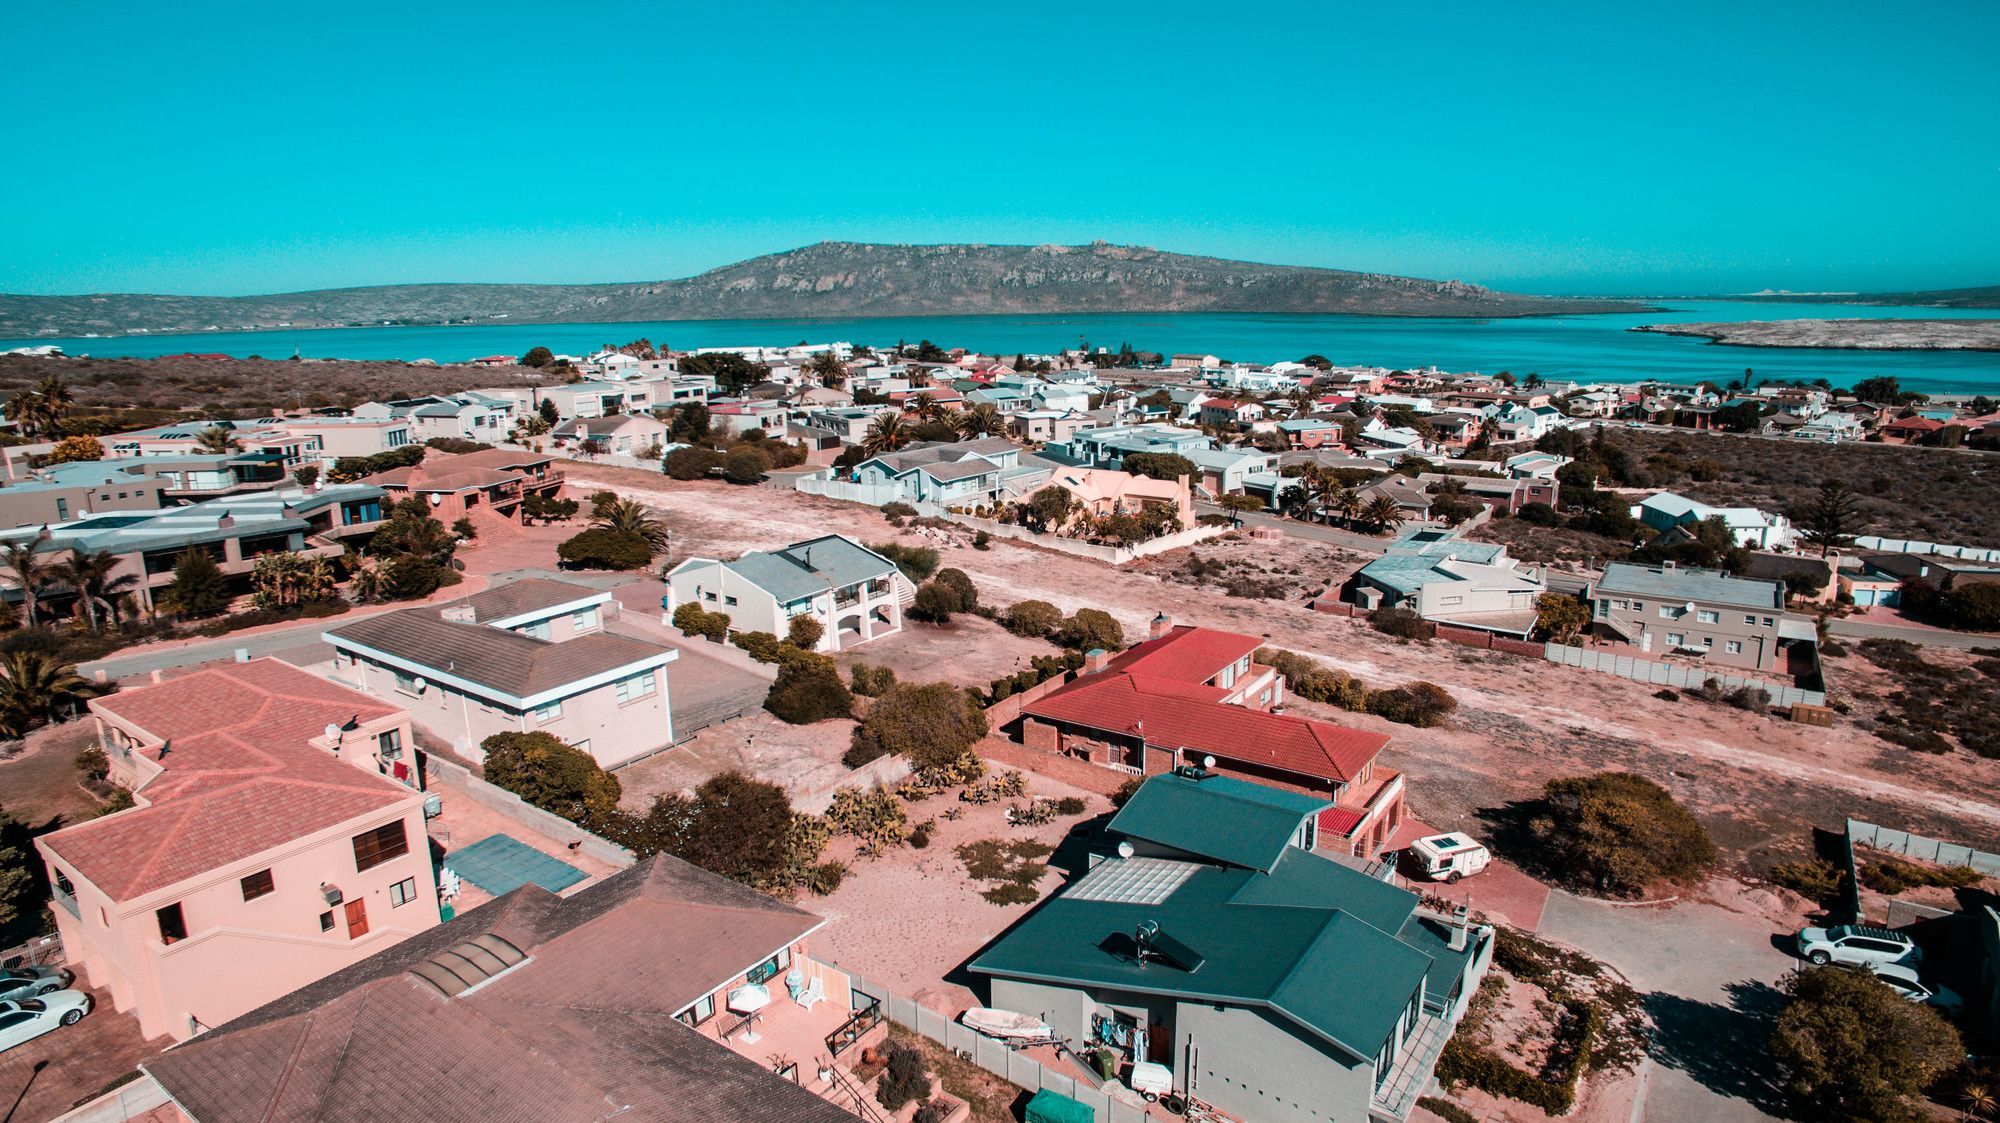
[0,241,1649,339]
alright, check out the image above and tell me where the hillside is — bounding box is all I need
[1632,319,2000,351]
[0,242,1649,339]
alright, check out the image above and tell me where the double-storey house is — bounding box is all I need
[36,659,439,1041]
[1589,561,1815,673]
[1633,492,1794,550]
[849,437,1044,507]
[325,579,677,767]
[970,770,1493,1123]
[551,412,669,456]
[364,448,565,525]
[666,534,911,652]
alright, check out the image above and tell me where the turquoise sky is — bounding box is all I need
[4,0,1996,297]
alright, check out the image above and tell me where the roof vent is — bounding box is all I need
[406,933,528,999]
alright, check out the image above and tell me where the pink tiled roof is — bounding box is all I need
[41,660,412,901]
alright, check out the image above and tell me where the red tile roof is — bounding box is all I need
[1103,625,1262,686]
[1317,807,1366,837]
[1025,670,1387,784]
[41,660,413,901]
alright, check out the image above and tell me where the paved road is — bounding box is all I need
[1539,892,1794,1123]
[79,623,337,682]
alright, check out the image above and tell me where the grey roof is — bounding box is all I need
[459,577,607,622]
[327,607,671,704]
[1595,562,1785,611]
[721,535,898,603]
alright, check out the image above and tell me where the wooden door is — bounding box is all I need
[344,899,369,939]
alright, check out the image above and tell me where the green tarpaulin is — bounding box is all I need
[1024,1089,1095,1123]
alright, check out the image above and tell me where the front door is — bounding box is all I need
[345,899,369,939]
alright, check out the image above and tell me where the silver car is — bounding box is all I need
[0,966,73,1004]
[1795,923,1918,969]
[1872,963,1963,1013]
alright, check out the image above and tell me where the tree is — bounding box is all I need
[1798,479,1866,558]
[557,528,655,570]
[673,772,797,885]
[1297,354,1333,371]
[1851,377,1903,405]
[764,651,854,724]
[847,682,989,770]
[1122,452,1198,482]
[367,498,459,598]
[0,651,93,738]
[679,352,767,396]
[31,375,72,438]
[1942,582,2000,631]
[1529,772,1716,896]
[1023,486,1076,533]
[910,581,960,624]
[521,346,554,368]
[591,498,669,552]
[787,614,824,650]
[868,543,939,583]
[1361,495,1404,533]
[294,464,321,489]
[161,548,230,617]
[479,731,622,821]
[1004,600,1063,638]
[1,543,53,629]
[1770,966,1961,1123]
[194,425,238,453]
[0,805,36,929]
[522,494,579,523]
[805,351,848,388]
[722,446,768,485]
[668,402,711,444]
[53,548,136,631]
[536,397,561,426]
[664,446,724,480]
[44,434,104,464]
[955,403,1003,439]
[1055,609,1124,651]
[1533,592,1592,643]
[861,412,909,456]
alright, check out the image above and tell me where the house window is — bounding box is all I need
[389,878,418,907]
[352,821,410,872]
[572,607,600,630]
[1657,606,1674,619]
[1666,633,1684,646]
[241,869,275,901]
[615,672,657,704]
[319,911,335,932]
[157,902,187,944]
[1697,610,1719,624]
[1762,617,1775,627]
[678,993,716,1027]
[1744,614,1758,625]
[391,669,420,695]
[519,621,551,641]
[1701,636,1714,648]
[703,591,717,602]
[377,729,402,760]
[1726,640,1744,654]
[747,946,794,984]
[723,595,738,606]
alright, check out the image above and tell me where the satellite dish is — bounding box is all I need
[428,492,444,506]
[412,676,428,693]
[323,723,342,743]
[1117,840,1135,860]
[1202,755,1216,770]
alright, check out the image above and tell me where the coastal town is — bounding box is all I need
[0,335,1991,1123]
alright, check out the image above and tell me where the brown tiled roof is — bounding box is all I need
[365,448,554,493]
[328,608,669,701]
[144,854,843,1123]
[40,660,411,901]
[457,577,603,622]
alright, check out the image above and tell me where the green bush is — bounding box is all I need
[1771,966,1962,1122]
[663,446,724,480]
[881,501,919,520]
[1111,777,1144,808]
[730,630,785,663]
[806,861,847,894]
[1004,599,1063,638]
[1257,646,1371,711]
[910,581,961,624]
[1769,857,1843,901]
[1052,796,1088,815]
[765,652,855,725]
[1365,681,1459,727]
[557,528,655,570]
[1416,1098,1479,1123]
[868,542,940,582]
[480,731,622,821]
[786,614,824,650]
[1370,606,1433,640]
[850,663,898,697]
[874,1043,930,1111]
[1859,854,1984,894]
[1055,608,1124,651]
[672,602,730,641]
[722,445,768,484]
[1529,772,1717,896]
[848,682,989,770]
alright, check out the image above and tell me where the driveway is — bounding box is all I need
[1539,891,1795,1122]
[0,981,160,1123]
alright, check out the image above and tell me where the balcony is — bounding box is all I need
[691,962,887,1115]
[51,885,79,920]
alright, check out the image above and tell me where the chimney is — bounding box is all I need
[1448,901,1471,951]
[149,669,164,685]
[1148,612,1173,641]
[1661,560,1675,572]
[1083,648,1111,674]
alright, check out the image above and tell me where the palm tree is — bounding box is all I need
[33,375,72,438]
[52,548,136,631]
[1,541,53,629]
[1362,496,1404,534]
[3,391,44,440]
[195,425,238,453]
[909,392,940,422]
[805,351,848,388]
[955,403,1003,439]
[861,412,909,456]
[592,498,670,552]
[341,549,385,603]
[1332,487,1364,527]
[297,557,337,603]
[0,650,93,738]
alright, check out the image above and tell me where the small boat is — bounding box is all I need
[962,1007,1056,1043]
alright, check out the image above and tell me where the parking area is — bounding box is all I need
[0,982,160,1123]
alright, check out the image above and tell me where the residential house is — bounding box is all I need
[707,398,792,437]
[1503,451,1570,480]
[324,580,677,767]
[0,460,175,528]
[1878,415,1948,445]
[1589,561,1814,673]
[1186,446,1276,498]
[1349,527,1545,636]
[1170,353,1222,371]
[803,405,897,444]
[0,484,387,614]
[666,534,911,652]
[1417,472,1558,516]
[354,393,516,442]
[1010,409,1091,444]
[969,770,1493,1123]
[849,437,1049,507]
[1044,468,1195,530]
[551,412,669,457]
[1737,551,1841,606]
[1355,474,1435,521]
[364,448,565,525]
[1849,552,2000,608]
[138,852,864,1123]
[279,416,417,467]
[1633,492,1794,550]
[531,380,657,421]
[36,659,439,1041]
[1017,620,1406,858]
[1492,403,1566,443]
[1276,417,1341,449]
[1197,398,1265,428]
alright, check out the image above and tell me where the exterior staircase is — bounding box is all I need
[460,501,528,544]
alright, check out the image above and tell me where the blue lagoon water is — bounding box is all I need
[9,300,1999,394]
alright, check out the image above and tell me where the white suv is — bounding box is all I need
[1795,923,1918,969]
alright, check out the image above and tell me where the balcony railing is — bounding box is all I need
[51,886,79,920]
[823,995,882,1057]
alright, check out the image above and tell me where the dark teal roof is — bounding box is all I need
[1109,773,1329,874]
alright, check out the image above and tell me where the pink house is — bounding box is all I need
[35,659,440,1042]
[324,578,679,767]
[1045,468,1196,530]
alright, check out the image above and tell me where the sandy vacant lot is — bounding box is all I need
[568,467,2000,873]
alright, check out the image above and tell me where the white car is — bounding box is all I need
[1795,923,1919,970]
[0,990,92,1054]
[1407,833,1492,883]
[1871,963,1962,1013]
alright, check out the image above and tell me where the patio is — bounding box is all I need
[687,958,889,1113]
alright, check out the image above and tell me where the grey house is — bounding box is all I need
[968,771,1493,1122]
[1589,560,1815,673]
